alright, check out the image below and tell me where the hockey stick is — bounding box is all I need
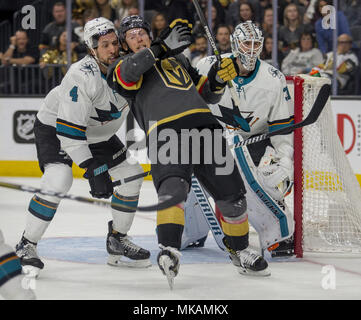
[0,84,330,212]
[232,83,331,148]
[191,0,250,132]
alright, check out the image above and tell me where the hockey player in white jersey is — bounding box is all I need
[0,230,36,299]
[15,18,151,276]
[184,21,295,261]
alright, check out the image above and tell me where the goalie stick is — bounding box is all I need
[0,84,330,211]
[191,0,250,132]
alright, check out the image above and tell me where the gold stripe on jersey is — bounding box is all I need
[115,60,143,90]
[221,216,249,237]
[157,205,185,226]
[195,75,208,92]
[147,108,212,135]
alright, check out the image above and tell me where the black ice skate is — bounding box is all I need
[106,221,151,268]
[230,248,271,277]
[157,246,181,290]
[268,236,295,258]
[15,235,44,277]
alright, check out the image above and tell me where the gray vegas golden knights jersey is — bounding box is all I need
[37,55,129,166]
[107,48,222,137]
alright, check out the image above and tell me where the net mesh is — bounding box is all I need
[294,75,361,253]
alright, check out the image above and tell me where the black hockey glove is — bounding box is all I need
[150,18,192,59]
[82,159,113,199]
[207,57,239,92]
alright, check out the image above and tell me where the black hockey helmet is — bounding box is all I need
[119,15,151,42]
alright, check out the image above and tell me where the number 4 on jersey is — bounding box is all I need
[70,86,78,102]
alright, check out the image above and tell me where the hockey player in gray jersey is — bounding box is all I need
[15,18,150,276]
[188,21,295,260]
[108,15,270,288]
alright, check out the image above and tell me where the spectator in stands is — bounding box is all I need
[1,29,38,66]
[278,3,309,55]
[315,0,351,54]
[73,8,97,59]
[194,3,223,36]
[260,6,275,37]
[191,34,208,67]
[281,31,323,75]
[127,5,139,16]
[313,34,359,94]
[339,0,361,28]
[225,0,262,27]
[215,24,232,54]
[39,30,78,80]
[39,2,79,55]
[239,2,256,24]
[260,34,284,68]
[151,12,168,39]
[93,0,117,21]
[113,0,138,23]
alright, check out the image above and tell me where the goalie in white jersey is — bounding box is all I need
[15,18,151,276]
[183,21,295,259]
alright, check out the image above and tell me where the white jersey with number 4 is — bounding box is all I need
[196,54,294,160]
[37,55,129,166]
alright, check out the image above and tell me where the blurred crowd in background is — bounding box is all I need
[0,0,360,95]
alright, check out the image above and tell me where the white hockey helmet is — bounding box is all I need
[230,21,264,71]
[84,17,118,49]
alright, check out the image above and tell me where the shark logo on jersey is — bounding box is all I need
[90,101,123,123]
[80,61,99,76]
[214,99,253,132]
[268,67,282,79]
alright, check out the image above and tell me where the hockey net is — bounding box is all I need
[287,75,361,257]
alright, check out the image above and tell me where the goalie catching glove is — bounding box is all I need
[151,19,192,59]
[82,159,113,199]
[256,146,293,201]
[207,57,238,91]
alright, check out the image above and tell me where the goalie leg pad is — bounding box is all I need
[180,188,210,250]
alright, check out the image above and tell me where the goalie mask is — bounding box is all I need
[230,21,264,71]
[84,17,118,49]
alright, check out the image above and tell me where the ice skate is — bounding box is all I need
[106,221,151,268]
[230,248,271,277]
[157,246,181,290]
[15,236,44,277]
[268,236,294,258]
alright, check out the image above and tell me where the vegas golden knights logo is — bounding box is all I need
[155,58,192,90]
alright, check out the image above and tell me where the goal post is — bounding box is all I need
[287,74,361,257]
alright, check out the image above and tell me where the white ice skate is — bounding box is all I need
[157,246,181,290]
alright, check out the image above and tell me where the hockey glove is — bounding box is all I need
[83,160,113,199]
[151,19,192,59]
[207,57,238,92]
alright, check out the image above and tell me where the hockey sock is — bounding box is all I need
[157,203,185,249]
[111,192,138,234]
[220,215,249,251]
[24,195,59,243]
